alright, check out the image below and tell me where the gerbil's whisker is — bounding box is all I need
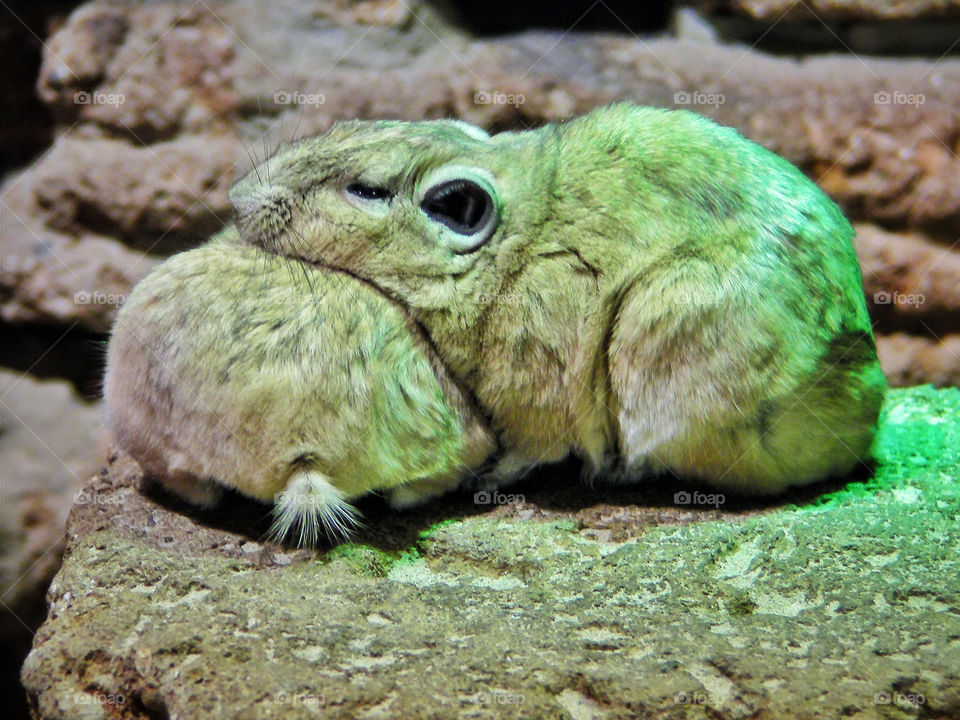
[246,144,262,187]
[263,133,273,187]
[291,104,306,143]
[289,225,321,311]
[256,237,271,297]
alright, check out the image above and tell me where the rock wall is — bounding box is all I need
[2,0,958,361]
[0,371,106,720]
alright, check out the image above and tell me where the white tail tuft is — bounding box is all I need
[269,470,359,547]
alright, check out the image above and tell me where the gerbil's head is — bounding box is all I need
[229,118,554,314]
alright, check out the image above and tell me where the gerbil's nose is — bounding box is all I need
[228,175,257,216]
[229,175,288,224]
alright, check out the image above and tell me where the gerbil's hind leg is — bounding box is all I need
[152,470,225,509]
[270,470,360,547]
[608,271,884,494]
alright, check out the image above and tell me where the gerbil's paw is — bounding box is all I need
[481,452,538,488]
[456,452,534,493]
[386,474,462,509]
[269,470,360,547]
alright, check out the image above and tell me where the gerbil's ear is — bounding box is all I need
[269,470,361,547]
[444,119,491,141]
[417,165,500,253]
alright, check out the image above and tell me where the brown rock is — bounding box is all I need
[0,176,157,333]
[38,2,239,140]
[5,0,960,355]
[698,0,960,20]
[0,370,105,720]
[3,0,461,332]
[35,0,460,140]
[31,134,237,244]
[0,370,105,637]
[32,0,960,236]
[855,223,960,336]
[876,332,960,387]
[456,36,959,238]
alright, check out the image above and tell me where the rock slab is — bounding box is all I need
[21,385,960,719]
[1,370,104,634]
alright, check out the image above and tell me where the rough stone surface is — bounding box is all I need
[0,370,105,634]
[21,385,960,719]
[0,366,106,720]
[877,333,960,388]
[699,0,960,21]
[0,176,158,334]
[0,369,100,720]
[854,223,960,338]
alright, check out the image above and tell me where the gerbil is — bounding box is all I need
[104,228,495,545]
[229,103,887,495]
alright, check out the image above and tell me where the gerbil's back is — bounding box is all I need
[557,104,854,265]
[574,105,885,491]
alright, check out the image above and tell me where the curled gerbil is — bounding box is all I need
[228,103,887,496]
[104,229,495,545]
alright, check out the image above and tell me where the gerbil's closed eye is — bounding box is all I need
[419,168,499,253]
[346,183,393,201]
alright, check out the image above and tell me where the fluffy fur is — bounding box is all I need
[229,103,886,496]
[104,234,495,545]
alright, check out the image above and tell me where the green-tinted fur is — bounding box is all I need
[104,231,494,544]
[230,103,885,495]
[106,103,886,547]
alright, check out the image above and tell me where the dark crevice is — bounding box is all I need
[0,322,108,401]
[65,200,227,256]
[867,305,960,340]
[84,119,187,147]
[1,635,32,720]
[104,229,216,258]
[731,19,960,57]
[0,1,82,173]
[435,0,671,36]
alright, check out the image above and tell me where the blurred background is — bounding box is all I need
[2,0,959,716]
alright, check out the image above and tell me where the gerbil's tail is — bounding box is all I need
[269,470,360,547]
